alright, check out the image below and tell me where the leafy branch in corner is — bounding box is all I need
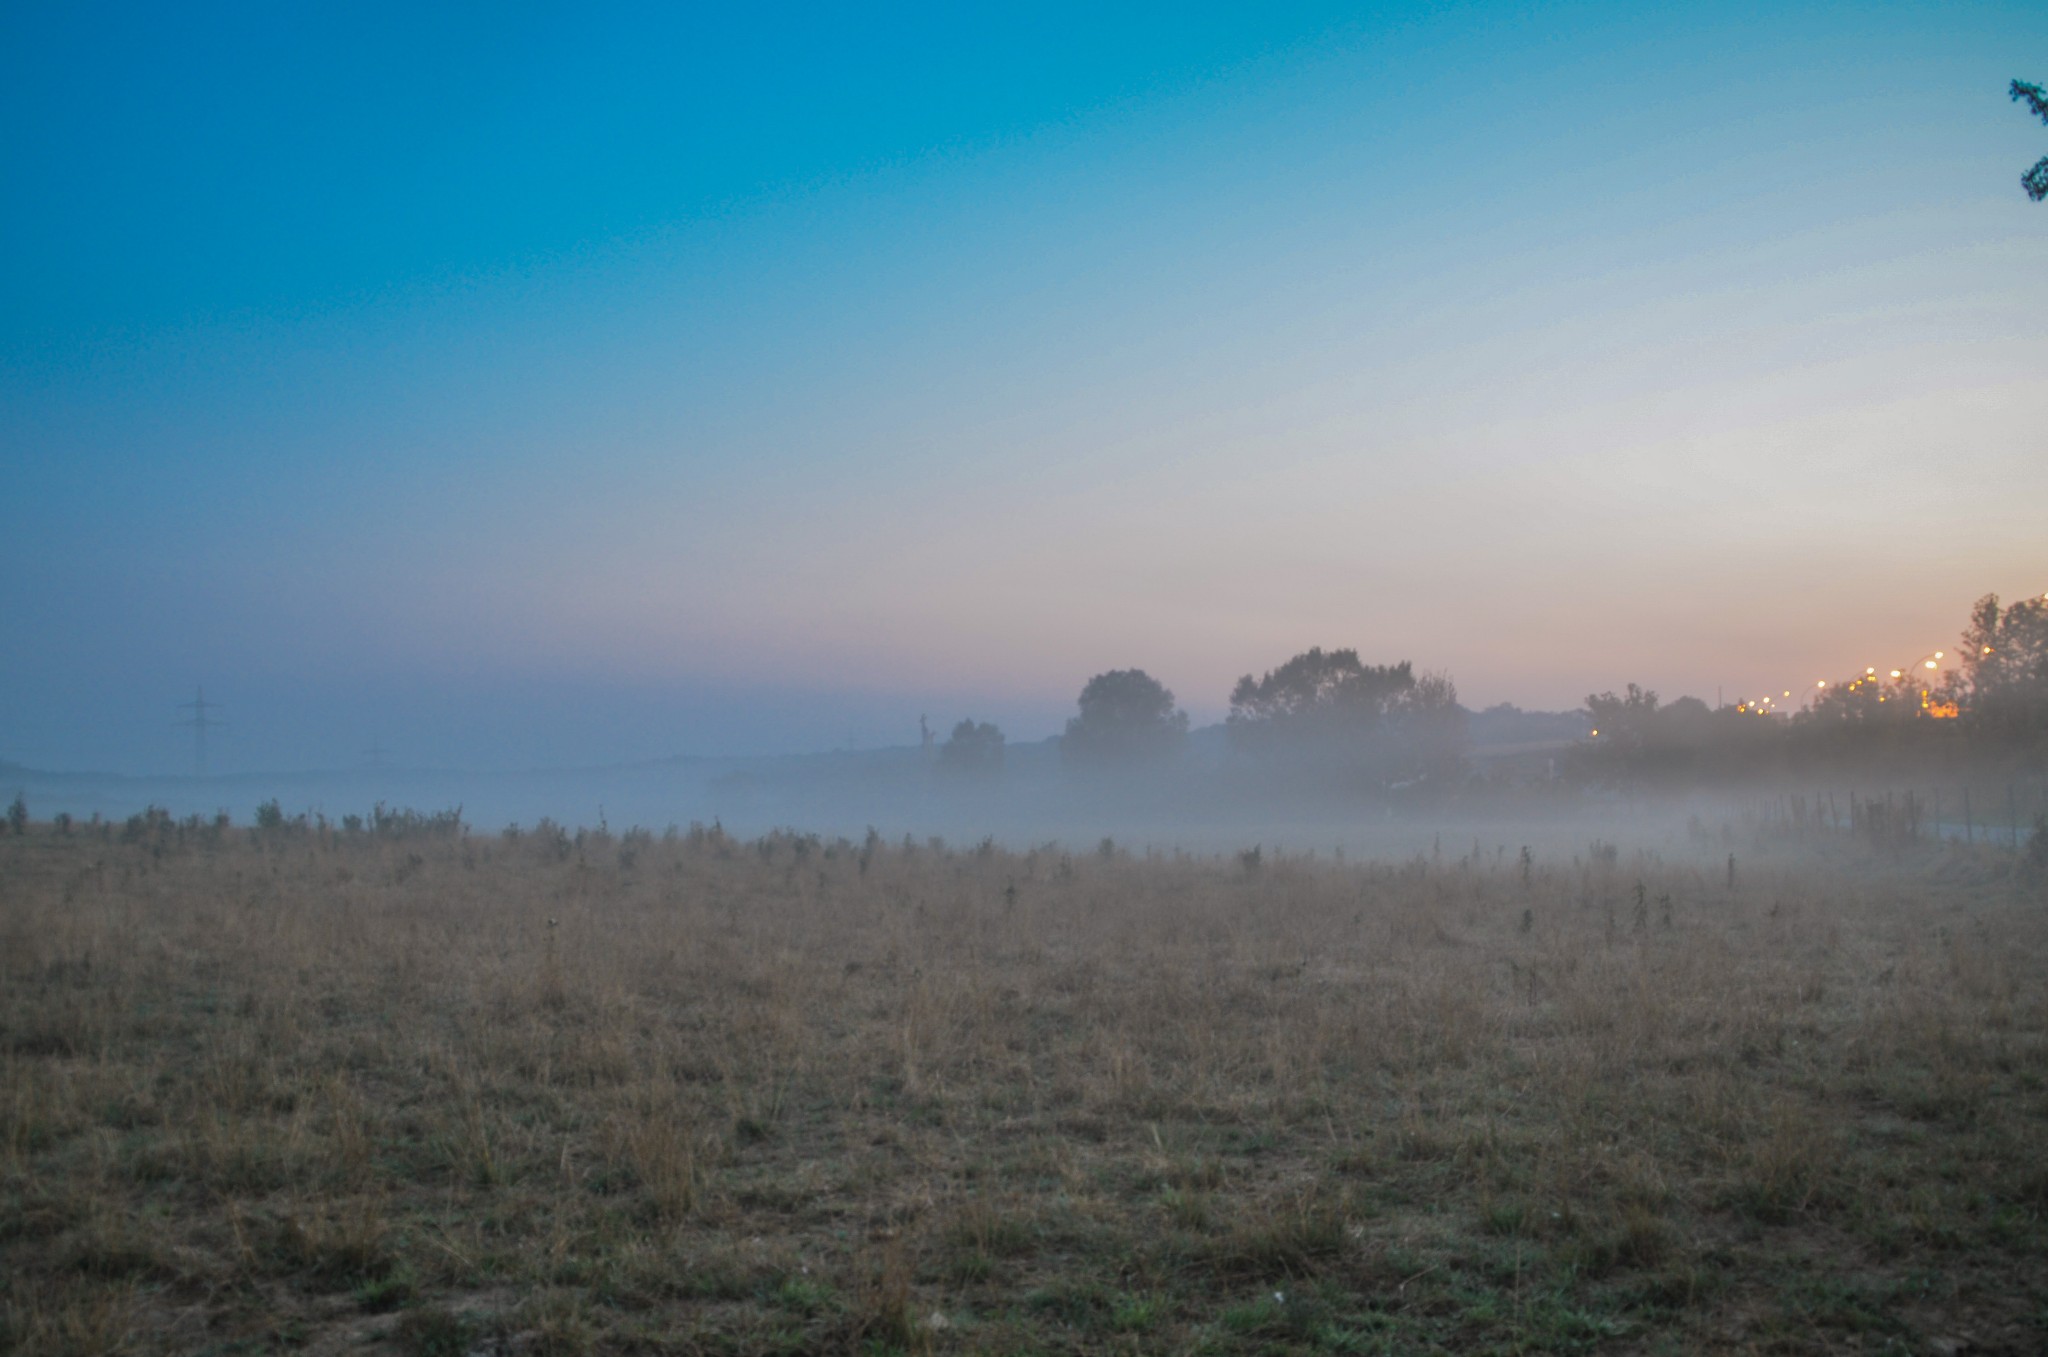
[2013,79,2048,202]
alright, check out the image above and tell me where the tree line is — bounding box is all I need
[934,646,1470,790]
[1577,591,2048,783]
[931,589,2047,791]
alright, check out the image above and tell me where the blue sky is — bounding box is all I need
[3,1,2044,771]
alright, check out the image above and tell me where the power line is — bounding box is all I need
[176,687,226,776]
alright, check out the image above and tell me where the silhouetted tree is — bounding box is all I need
[1584,684,1660,753]
[2014,80,2048,202]
[1957,592,2048,737]
[1575,688,1779,783]
[1228,648,1414,758]
[1062,668,1188,767]
[1386,670,1471,783]
[1960,592,2048,694]
[938,719,1005,775]
[1805,670,1927,726]
[1401,669,1463,721]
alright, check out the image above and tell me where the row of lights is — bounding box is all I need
[1736,651,1948,716]
[1735,587,2046,718]
[1588,593,2043,734]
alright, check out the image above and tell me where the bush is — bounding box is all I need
[938,720,1005,776]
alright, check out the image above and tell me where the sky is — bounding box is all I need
[3,0,2045,772]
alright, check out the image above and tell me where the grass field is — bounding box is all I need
[3,812,2045,1354]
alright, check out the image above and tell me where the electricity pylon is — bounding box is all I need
[176,688,225,776]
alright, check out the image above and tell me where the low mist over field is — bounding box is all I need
[7,588,2045,856]
[5,3,2047,1353]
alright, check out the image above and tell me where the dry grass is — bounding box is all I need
[1,815,2044,1354]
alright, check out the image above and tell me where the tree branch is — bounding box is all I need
[2013,80,2048,125]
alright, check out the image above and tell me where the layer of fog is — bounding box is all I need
[8,718,2038,867]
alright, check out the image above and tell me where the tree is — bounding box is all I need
[1957,592,2048,732]
[1227,648,1414,756]
[1577,688,1767,783]
[2014,80,2048,202]
[1803,672,1923,727]
[938,719,1005,775]
[1386,669,1470,782]
[1402,669,1462,721]
[1584,684,1660,752]
[1061,669,1188,766]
